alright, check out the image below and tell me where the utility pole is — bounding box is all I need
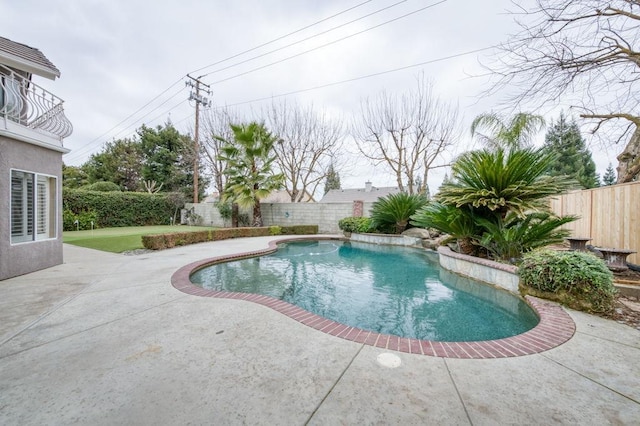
[186,75,211,203]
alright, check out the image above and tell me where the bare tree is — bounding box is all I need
[265,100,346,202]
[352,76,459,194]
[486,0,640,182]
[200,107,241,195]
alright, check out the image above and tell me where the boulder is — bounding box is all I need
[401,228,431,239]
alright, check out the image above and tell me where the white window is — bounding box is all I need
[10,170,57,244]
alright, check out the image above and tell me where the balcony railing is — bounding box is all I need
[0,64,73,141]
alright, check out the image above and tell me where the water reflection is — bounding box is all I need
[190,240,538,341]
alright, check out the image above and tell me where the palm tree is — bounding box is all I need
[471,112,545,151]
[217,122,284,227]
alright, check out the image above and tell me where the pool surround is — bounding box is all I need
[171,237,576,359]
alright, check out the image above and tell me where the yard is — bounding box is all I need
[63,225,217,253]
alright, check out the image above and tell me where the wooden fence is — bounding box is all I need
[549,181,640,264]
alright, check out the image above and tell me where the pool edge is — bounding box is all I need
[170,236,576,359]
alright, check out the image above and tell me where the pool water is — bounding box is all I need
[190,240,539,342]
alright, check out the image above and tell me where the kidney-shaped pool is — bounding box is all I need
[190,240,539,342]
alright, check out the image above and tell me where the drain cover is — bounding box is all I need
[376,353,401,368]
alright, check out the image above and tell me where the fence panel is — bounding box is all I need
[550,181,640,264]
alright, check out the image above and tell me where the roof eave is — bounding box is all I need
[0,53,59,80]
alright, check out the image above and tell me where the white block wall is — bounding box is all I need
[184,202,375,233]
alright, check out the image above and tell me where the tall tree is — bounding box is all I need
[84,137,144,191]
[265,100,345,202]
[217,122,284,227]
[62,164,89,189]
[603,163,617,186]
[138,123,207,200]
[487,0,640,183]
[543,113,599,189]
[471,112,545,151]
[324,163,341,194]
[353,75,459,195]
[201,107,240,196]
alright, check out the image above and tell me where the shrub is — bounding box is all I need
[63,209,99,231]
[279,225,319,235]
[82,181,121,192]
[63,209,76,231]
[370,193,428,234]
[338,217,372,233]
[269,226,282,235]
[216,201,232,223]
[519,249,616,313]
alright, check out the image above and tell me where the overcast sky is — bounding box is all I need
[1,0,619,193]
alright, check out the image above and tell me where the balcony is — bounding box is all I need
[0,64,73,147]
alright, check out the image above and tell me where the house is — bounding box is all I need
[0,37,72,280]
[319,181,400,203]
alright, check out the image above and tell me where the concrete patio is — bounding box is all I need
[1,236,639,425]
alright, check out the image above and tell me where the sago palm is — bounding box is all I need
[217,122,284,227]
[410,202,482,255]
[370,192,428,234]
[477,212,576,262]
[437,147,576,218]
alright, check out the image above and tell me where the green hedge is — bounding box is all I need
[519,249,616,313]
[63,189,178,229]
[142,225,319,250]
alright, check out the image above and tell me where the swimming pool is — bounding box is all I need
[190,240,539,342]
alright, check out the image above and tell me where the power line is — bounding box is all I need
[63,78,185,161]
[217,46,494,109]
[199,0,409,79]
[64,1,379,163]
[108,90,187,139]
[188,0,375,76]
[207,0,447,86]
[127,98,190,133]
[64,92,188,163]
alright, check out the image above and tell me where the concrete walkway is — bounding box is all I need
[1,236,639,425]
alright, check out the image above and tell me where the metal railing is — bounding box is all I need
[0,64,73,141]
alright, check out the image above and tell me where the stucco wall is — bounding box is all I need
[0,135,64,280]
[437,246,520,294]
[185,201,376,233]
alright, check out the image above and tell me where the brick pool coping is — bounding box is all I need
[170,237,576,359]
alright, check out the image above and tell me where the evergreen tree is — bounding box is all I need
[324,163,341,194]
[543,112,599,189]
[62,164,89,189]
[84,137,144,191]
[138,123,208,200]
[603,163,617,186]
[81,123,207,199]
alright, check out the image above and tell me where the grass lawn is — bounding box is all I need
[63,225,218,253]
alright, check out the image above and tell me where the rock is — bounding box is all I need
[402,228,431,239]
[428,228,442,238]
[422,239,437,249]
